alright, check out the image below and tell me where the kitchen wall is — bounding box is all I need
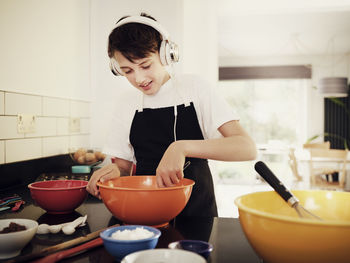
[0,0,92,164]
[182,0,218,87]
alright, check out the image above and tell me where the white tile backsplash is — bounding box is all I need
[1,92,90,163]
[69,134,90,150]
[0,116,25,139]
[0,92,4,115]
[5,93,42,116]
[70,101,90,118]
[57,118,70,135]
[80,118,90,134]
[0,141,4,164]
[6,138,42,163]
[28,117,57,137]
[43,97,70,117]
[43,136,69,156]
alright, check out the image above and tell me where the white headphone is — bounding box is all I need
[109,16,179,76]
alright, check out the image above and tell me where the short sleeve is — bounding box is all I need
[102,92,137,162]
[191,76,239,139]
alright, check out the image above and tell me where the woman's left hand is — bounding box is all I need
[156,141,186,187]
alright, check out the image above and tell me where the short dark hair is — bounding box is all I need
[108,13,162,62]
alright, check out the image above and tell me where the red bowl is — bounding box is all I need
[97,176,194,228]
[28,180,88,214]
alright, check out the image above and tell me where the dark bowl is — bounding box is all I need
[168,239,213,259]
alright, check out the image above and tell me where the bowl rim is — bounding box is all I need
[0,218,38,236]
[100,225,161,243]
[234,190,350,226]
[168,239,213,253]
[28,179,88,191]
[97,176,195,191]
[121,248,206,263]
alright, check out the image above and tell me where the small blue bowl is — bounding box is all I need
[168,239,213,259]
[100,225,161,261]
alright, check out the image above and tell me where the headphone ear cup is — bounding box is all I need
[159,40,168,66]
[168,41,179,63]
[110,58,123,76]
[164,41,172,66]
[159,40,179,66]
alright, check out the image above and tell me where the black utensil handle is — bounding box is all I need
[254,161,294,203]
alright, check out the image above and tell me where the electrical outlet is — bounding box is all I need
[69,117,80,133]
[17,114,36,134]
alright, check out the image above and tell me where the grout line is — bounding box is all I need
[1,91,4,115]
[0,114,90,119]
[56,117,58,136]
[1,91,91,118]
[3,91,6,115]
[0,90,92,103]
[69,99,72,120]
[41,96,43,116]
[1,134,87,141]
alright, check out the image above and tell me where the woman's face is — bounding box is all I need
[114,51,170,95]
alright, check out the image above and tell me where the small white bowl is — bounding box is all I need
[121,248,206,263]
[0,218,38,259]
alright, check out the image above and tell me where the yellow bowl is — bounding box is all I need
[234,190,350,263]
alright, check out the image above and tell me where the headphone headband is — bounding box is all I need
[115,16,170,41]
[110,15,179,76]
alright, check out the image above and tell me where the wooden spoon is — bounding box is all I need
[31,237,103,263]
[5,224,119,263]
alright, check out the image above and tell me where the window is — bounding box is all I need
[219,78,308,147]
[211,76,310,217]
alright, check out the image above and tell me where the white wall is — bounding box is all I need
[0,0,92,163]
[183,0,218,86]
[219,53,350,142]
[0,0,91,100]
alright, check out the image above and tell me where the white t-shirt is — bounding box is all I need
[103,74,239,162]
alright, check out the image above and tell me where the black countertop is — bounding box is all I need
[0,186,262,263]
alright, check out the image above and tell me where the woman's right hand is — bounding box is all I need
[86,163,120,198]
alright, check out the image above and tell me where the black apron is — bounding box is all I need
[129,102,218,217]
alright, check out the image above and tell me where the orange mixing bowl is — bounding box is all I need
[235,190,350,263]
[97,176,194,227]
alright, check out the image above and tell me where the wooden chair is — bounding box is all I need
[287,142,331,182]
[288,148,302,181]
[308,148,348,190]
[303,141,330,150]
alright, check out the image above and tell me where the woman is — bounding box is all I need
[86,13,256,217]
